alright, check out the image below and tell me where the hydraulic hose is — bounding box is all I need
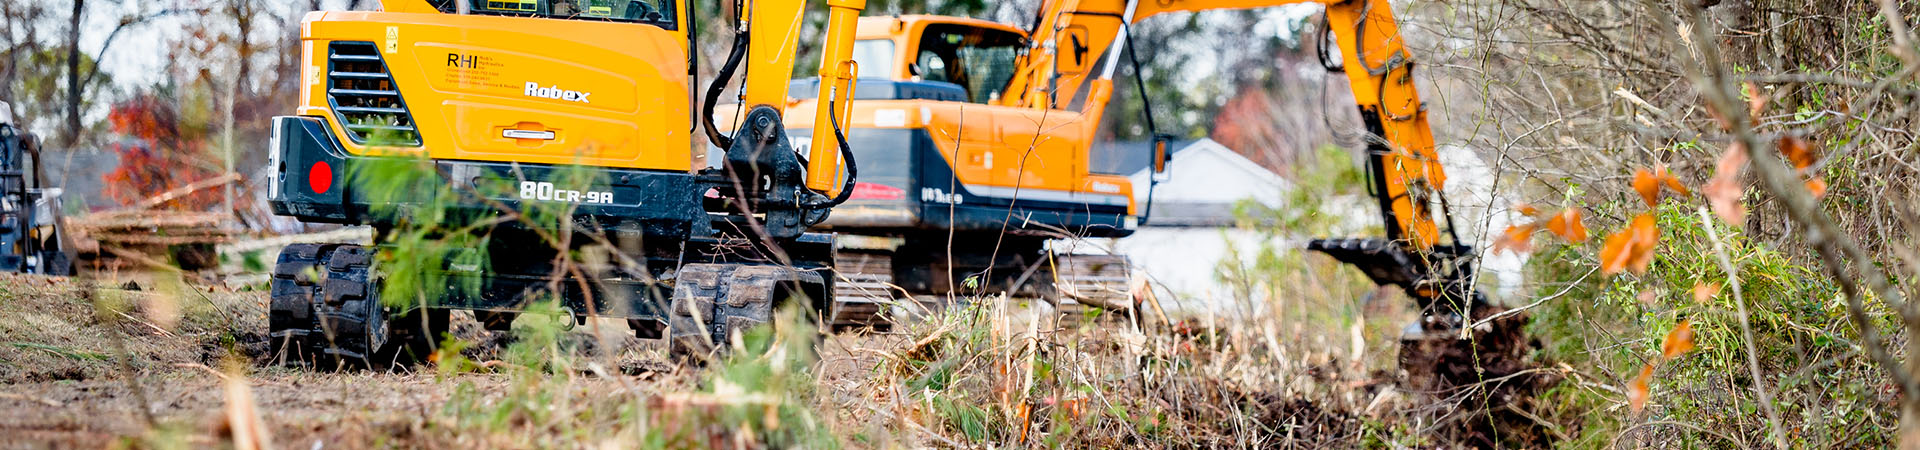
[1122,21,1163,226]
[1317,14,1342,72]
[702,30,751,150]
[807,98,858,208]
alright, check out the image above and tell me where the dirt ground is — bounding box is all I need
[0,273,924,449]
[0,271,1545,448]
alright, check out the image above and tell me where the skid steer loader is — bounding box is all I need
[0,102,75,276]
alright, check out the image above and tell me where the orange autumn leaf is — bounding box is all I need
[1706,103,1732,131]
[1634,165,1689,207]
[1546,208,1589,243]
[1706,144,1749,226]
[1705,175,1746,226]
[1779,135,1817,170]
[1636,290,1659,306]
[1514,202,1540,217]
[1745,81,1769,117]
[1633,168,1661,207]
[1806,177,1828,199]
[1718,142,1751,174]
[1016,403,1033,443]
[1654,164,1691,197]
[1777,136,1828,199]
[1493,223,1538,255]
[1599,229,1635,275]
[1663,176,1692,196]
[1661,319,1697,359]
[1627,213,1661,275]
[1601,214,1662,276]
[1691,282,1721,303]
[1720,142,1751,174]
[1627,363,1655,414]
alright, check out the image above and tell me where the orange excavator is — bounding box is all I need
[770,0,1484,331]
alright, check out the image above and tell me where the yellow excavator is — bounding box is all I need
[776,0,1484,330]
[263,0,869,363]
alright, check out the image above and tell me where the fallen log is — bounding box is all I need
[129,172,241,211]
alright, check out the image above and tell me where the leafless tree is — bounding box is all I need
[1404,0,1918,446]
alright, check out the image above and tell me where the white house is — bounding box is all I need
[1078,138,1295,310]
[1077,139,1525,313]
[1122,139,1290,226]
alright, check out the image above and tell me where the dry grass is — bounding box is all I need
[0,254,1556,449]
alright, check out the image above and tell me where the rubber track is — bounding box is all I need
[316,246,387,362]
[268,243,337,363]
[268,243,390,365]
[668,264,816,361]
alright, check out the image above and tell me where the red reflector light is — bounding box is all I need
[849,182,905,200]
[309,161,334,194]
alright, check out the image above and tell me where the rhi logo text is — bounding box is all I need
[524,82,592,103]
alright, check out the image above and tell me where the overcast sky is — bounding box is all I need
[89,1,359,91]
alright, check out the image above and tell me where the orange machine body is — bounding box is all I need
[764,15,1137,238]
[789,1,1447,250]
[773,2,1470,311]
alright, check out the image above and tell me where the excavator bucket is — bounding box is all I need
[1305,237,1424,290]
[1307,237,1487,338]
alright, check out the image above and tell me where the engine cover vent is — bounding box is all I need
[326,41,420,146]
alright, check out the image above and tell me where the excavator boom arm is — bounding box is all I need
[1012,0,1444,250]
[1009,0,1475,315]
[734,0,866,196]
[1320,0,1446,250]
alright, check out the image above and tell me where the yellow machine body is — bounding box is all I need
[298,5,693,171]
[296,0,865,196]
[265,0,882,359]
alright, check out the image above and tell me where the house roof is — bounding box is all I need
[1090,138,1203,175]
[1116,138,1292,226]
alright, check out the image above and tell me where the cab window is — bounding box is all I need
[432,0,678,29]
[851,40,895,80]
[913,24,1022,104]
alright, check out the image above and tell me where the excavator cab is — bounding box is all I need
[432,0,676,22]
[909,25,1023,104]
